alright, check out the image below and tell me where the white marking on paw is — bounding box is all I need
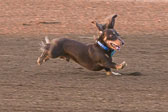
[112,72,122,76]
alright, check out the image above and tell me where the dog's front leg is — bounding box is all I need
[103,61,127,75]
[104,68,112,75]
[102,60,127,70]
[112,61,127,75]
[115,61,127,70]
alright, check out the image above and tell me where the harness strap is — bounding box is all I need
[97,41,109,51]
[110,50,116,57]
[97,41,116,57]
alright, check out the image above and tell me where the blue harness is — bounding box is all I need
[97,41,116,57]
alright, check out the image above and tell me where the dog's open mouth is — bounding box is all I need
[110,43,120,50]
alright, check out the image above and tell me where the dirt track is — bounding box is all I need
[0,0,168,112]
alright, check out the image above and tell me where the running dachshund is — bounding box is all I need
[37,15,127,75]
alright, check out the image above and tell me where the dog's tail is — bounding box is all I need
[45,36,50,44]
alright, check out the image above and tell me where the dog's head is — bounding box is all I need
[92,14,124,50]
[99,29,124,50]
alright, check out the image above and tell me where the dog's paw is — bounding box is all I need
[121,61,127,69]
[106,71,122,76]
[112,71,122,75]
[116,61,127,70]
[106,71,112,76]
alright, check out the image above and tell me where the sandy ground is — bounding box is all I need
[0,0,168,112]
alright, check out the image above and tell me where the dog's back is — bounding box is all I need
[50,38,104,70]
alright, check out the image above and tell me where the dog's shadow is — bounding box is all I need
[83,72,143,80]
[121,72,143,76]
[85,72,143,79]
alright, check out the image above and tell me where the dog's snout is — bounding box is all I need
[117,36,124,45]
[120,39,125,45]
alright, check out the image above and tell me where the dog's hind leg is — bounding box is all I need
[49,40,66,59]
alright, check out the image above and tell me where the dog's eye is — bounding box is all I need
[109,34,112,38]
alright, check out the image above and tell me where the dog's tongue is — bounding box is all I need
[116,46,120,50]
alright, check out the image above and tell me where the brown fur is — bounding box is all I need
[37,15,127,75]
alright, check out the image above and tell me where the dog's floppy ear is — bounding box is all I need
[106,14,117,29]
[92,21,105,33]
